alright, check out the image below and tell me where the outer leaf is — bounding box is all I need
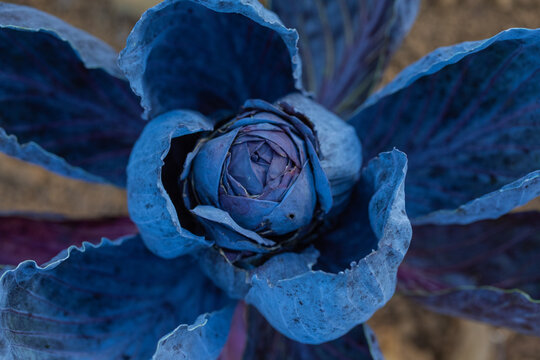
[154,305,235,360]
[399,212,540,335]
[408,288,540,336]
[127,110,214,258]
[0,216,136,266]
[0,128,104,185]
[0,3,120,77]
[271,0,419,116]
[414,172,540,225]
[220,303,383,360]
[0,265,11,278]
[119,0,301,120]
[0,235,229,360]
[0,6,144,187]
[351,28,540,224]
[0,331,6,359]
[245,150,411,344]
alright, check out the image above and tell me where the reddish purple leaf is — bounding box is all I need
[400,212,540,335]
[0,216,136,265]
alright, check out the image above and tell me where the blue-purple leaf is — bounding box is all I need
[270,0,419,116]
[0,5,144,187]
[0,3,121,77]
[119,0,301,120]
[244,150,411,344]
[127,110,214,258]
[0,128,104,185]
[0,235,229,359]
[154,305,235,360]
[351,28,540,224]
[399,212,540,335]
[0,216,136,266]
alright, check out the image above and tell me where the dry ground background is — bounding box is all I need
[1,0,539,359]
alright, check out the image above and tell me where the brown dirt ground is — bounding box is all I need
[1,0,539,359]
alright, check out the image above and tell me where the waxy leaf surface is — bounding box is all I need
[0,235,230,359]
[119,0,301,120]
[245,150,411,344]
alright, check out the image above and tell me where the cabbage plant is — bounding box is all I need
[0,1,539,359]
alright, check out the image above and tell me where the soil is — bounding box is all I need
[1,0,539,359]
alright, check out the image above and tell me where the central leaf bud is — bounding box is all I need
[179,96,361,257]
[218,111,316,236]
